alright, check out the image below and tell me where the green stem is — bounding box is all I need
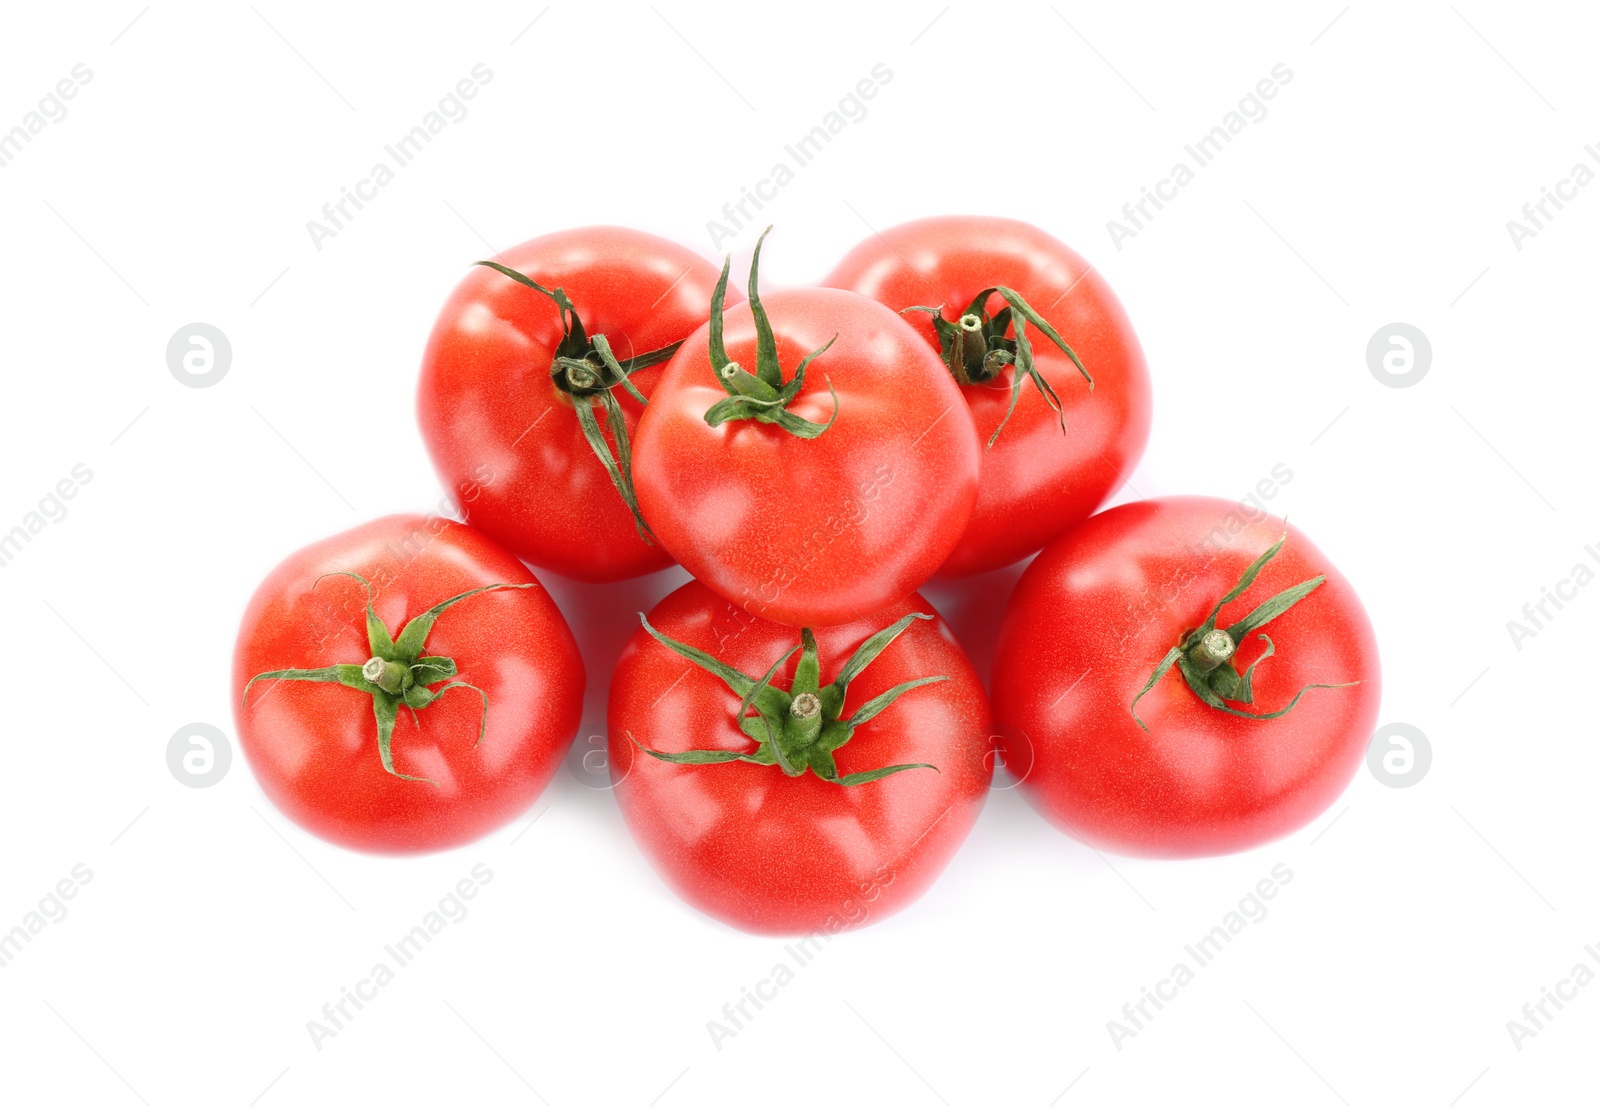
[901,284,1092,446]
[475,260,687,541]
[947,314,985,385]
[1128,532,1360,731]
[362,656,410,695]
[242,576,536,781]
[700,227,839,439]
[1186,629,1236,675]
[630,612,944,785]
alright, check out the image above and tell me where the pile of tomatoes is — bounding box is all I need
[233,217,1379,935]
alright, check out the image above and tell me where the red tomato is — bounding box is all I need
[233,515,584,853]
[633,234,980,628]
[608,580,992,934]
[417,226,733,582]
[825,215,1152,576]
[992,497,1380,857]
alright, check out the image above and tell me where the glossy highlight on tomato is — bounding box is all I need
[826,215,1152,576]
[992,497,1380,857]
[608,580,992,934]
[233,515,584,853]
[417,226,733,582]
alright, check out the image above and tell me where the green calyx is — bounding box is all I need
[631,612,945,786]
[476,260,684,542]
[1130,532,1359,732]
[903,285,1092,447]
[703,226,839,439]
[241,572,538,782]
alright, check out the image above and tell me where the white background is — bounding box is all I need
[0,2,1593,1109]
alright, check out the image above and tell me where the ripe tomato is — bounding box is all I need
[233,515,584,853]
[607,580,992,934]
[825,215,1152,576]
[417,226,732,582]
[633,231,980,628]
[992,497,1380,857]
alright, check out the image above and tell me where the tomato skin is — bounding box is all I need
[633,286,980,628]
[824,216,1152,576]
[233,515,584,854]
[417,226,733,583]
[607,581,992,934]
[992,497,1380,858]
